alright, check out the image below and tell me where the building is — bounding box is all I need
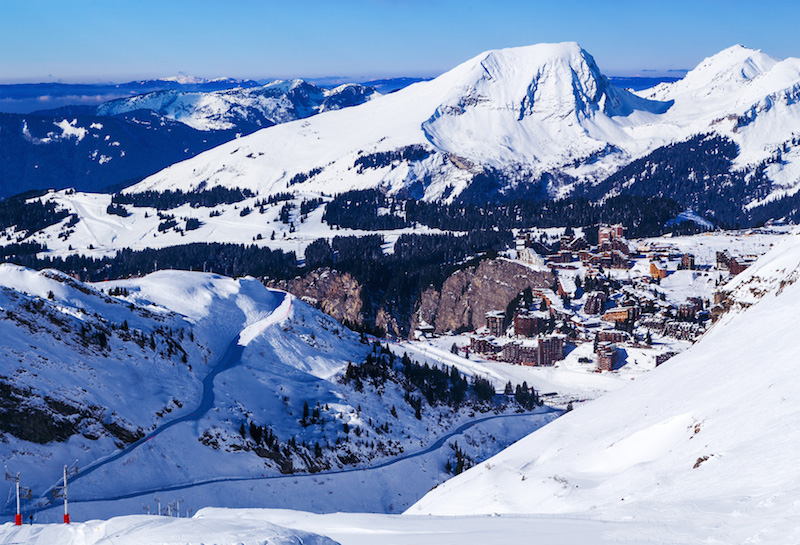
[717,251,754,276]
[518,247,545,266]
[500,336,564,366]
[557,276,578,299]
[485,311,505,337]
[596,341,617,371]
[583,291,607,314]
[501,342,539,365]
[549,250,574,264]
[603,306,636,323]
[537,336,564,366]
[514,310,546,338]
[599,224,625,244]
[681,253,696,270]
[678,299,702,320]
[597,330,628,343]
[470,337,501,354]
[650,261,668,279]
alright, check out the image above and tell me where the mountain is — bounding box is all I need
[128,42,668,201]
[126,42,800,217]
[0,78,262,114]
[0,110,238,198]
[0,264,553,519]
[96,80,379,132]
[585,45,800,224]
[0,81,377,199]
[407,229,800,543]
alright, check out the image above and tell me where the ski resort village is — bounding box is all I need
[1,5,800,542]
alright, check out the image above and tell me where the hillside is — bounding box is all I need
[0,81,376,199]
[0,265,555,520]
[407,230,800,543]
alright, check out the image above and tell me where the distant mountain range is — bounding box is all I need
[3,42,800,249]
[0,77,263,114]
[0,80,379,199]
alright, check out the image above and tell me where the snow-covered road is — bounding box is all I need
[30,409,554,517]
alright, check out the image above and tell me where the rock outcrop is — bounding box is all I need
[412,259,554,334]
[268,268,364,327]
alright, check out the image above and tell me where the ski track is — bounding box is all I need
[33,292,290,510]
[27,409,554,514]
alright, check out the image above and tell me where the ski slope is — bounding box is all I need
[407,230,800,544]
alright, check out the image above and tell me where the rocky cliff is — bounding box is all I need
[268,268,365,327]
[412,259,554,334]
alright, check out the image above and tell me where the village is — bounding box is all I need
[415,224,774,380]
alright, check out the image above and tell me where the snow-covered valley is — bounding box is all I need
[0,265,559,523]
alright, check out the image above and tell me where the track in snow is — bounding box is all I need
[31,292,291,510]
[42,409,556,508]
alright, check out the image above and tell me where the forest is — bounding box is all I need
[323,188,683,238]
[111,186,255,210]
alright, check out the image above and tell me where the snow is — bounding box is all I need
[4,189,454,260]
[0,512,337,545]
[406,231,800,544]
[52,119,88,142]
[96,80,379,132]
[0,265,560,525]
[7,43,800,259]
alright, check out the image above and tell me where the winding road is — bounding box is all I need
[51,409,556,507]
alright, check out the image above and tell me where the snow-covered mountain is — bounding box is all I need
[0,81,377,199]
[96,80,379,132]
[407,229,800,543]
[0,265,553,520]
[126,42,800,210]
[0,77,263,115]
[0,110,237,198]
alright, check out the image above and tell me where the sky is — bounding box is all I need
[0,0,798,83]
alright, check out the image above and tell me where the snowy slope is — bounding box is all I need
[128,42,671,201]
[0,265,554,520]
[407,230,800,543]
[0,512,337,545]
[96,80,379,131]
[637,45,800,200]
[124,42,800,205]
[0,109,238,198]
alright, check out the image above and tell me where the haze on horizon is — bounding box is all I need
[1,0,797,84]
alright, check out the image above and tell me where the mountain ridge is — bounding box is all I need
[125,42,800,213]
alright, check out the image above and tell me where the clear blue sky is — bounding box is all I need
[1,0,797,83]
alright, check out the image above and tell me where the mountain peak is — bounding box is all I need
[427,42,612,124]
[641,44,779,101]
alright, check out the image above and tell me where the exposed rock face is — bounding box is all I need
[272,260,553,339]
[269,268,364,327]
[412,259,554,335]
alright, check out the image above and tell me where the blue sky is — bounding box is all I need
[1,0,797,83]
